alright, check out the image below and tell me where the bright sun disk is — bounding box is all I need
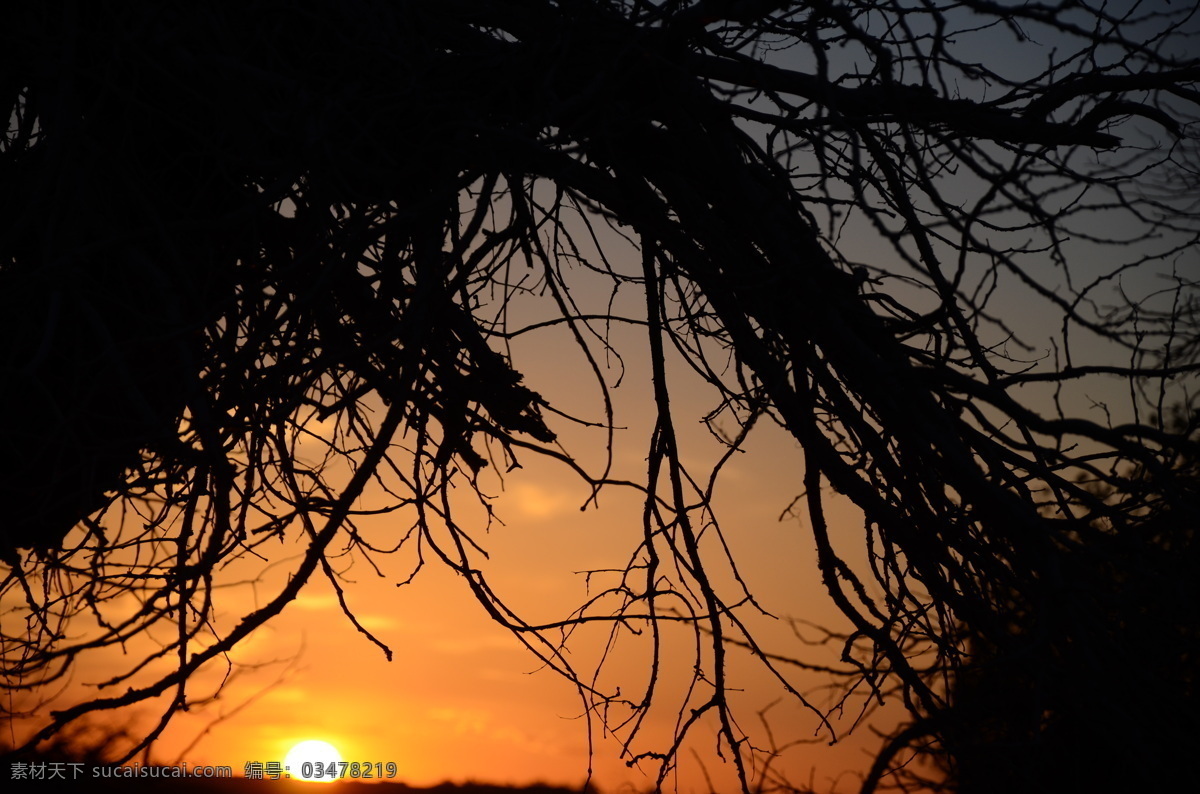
[283,739,344,783]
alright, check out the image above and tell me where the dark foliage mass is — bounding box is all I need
[3,2,1199,791]
[930,425,1200,793]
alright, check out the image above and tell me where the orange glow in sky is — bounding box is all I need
[1,309,912,793]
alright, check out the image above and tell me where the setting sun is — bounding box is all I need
[283,740,344,783]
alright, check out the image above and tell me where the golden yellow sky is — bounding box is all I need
[141,448,899,793]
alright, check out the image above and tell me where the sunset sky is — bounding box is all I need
[4,280,916,792]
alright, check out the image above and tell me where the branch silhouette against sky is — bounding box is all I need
[2,2,1198,791]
